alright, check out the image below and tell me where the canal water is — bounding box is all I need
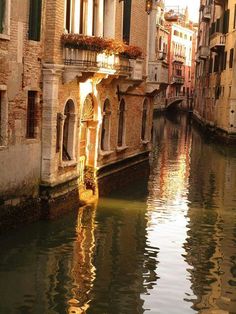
[0,113,236,314]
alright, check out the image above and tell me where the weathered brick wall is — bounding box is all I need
[130,0,147,55]
[44,0,64,64]
[0,0,43,200]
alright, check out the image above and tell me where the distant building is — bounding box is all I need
[165,7,197,110]
[194,0,236,142]
[147,0,169,111]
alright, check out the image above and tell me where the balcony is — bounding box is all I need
[147,61,168,84]
[171,75,184,85]
[172,54,185,63]
[61,34,144,83]
[198,46,210,59]
[210,33,226,51]
[202,5,211,21]
[64,48,131,74]
[63,47,145,83]
[146,61,169,93]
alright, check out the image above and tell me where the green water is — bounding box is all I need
[0,113,236,314]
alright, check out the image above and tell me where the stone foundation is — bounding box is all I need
[192,112,236,144]
[97,151,150,196]
[0,197,41,234]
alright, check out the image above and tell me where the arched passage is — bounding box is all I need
[79,93,98,190]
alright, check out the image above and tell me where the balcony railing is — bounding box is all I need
[172,54,185,63]
[63,47,144,82]
[171,76,184,84]
[63,48,131,74]
[147,61,168,84]
[198,46,210,59]
[202,5,211,21]
[210,33,226,51]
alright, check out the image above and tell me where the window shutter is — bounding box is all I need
[0,0,6,33]
[28,0,42,41]
[223,9,230,34]
[123,0,132,44]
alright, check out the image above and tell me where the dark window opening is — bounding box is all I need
[0,0,6,33]
[28,0,42,41]
[26,91,37,138]
[123,0,132,43]
[117,99,125,147]
[229,48,234,68]
[141,100,148,141]
[101,99,110,151]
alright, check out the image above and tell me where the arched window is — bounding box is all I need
[101,99,111,151]
[141,99,149,141]
[117,99,125,147]
[159,36,162,51]
[62,99,76,161]
[82,94,94,122]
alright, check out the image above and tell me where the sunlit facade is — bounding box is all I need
[195,0,236,141]
[0,0,157,221]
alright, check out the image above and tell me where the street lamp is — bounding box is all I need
[146,0,153,14]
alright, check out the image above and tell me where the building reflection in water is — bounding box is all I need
[185,124,236,314]
[144,113,195,313]
[0,113,236,314]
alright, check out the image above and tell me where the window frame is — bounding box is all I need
[0,0,10,40]
[0,85,8,147]
[28,0,42,41]
[26,91,38,139]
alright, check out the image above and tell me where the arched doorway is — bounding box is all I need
[79,94,98,191]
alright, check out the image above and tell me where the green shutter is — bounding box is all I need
[123,0,132,44]
[0,0,6,33]
[28,0,42,41]
[223,9,230,34]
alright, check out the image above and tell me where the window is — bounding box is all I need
[229,48,234,68]
[65,0,100,35]
[0,90,7,146]
[234,4,236,29]
[141,99,149,141]
[101,99,111,151]
[26,91,37,138]
[223,51,227,70]
[0,0,10,37]
[123,0,132,43]
[117,99,125,147]
[28,0,42,41]
[62,99,76,161]
[213,54,219,72]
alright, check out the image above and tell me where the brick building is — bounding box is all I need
[165,7,197,110]
[194,0,236,142]
[0,0,157,228]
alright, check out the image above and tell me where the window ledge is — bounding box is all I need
[0,145,7,151]
[60,160,77,168]
[0,33,10,41]
[116,145,128,152]
[141,140,150,145]
[99,150,114,157]
[26,138,39,144]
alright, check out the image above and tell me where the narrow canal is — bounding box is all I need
[0,113,236,314]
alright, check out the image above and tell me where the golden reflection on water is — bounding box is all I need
[0,114,236,314]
